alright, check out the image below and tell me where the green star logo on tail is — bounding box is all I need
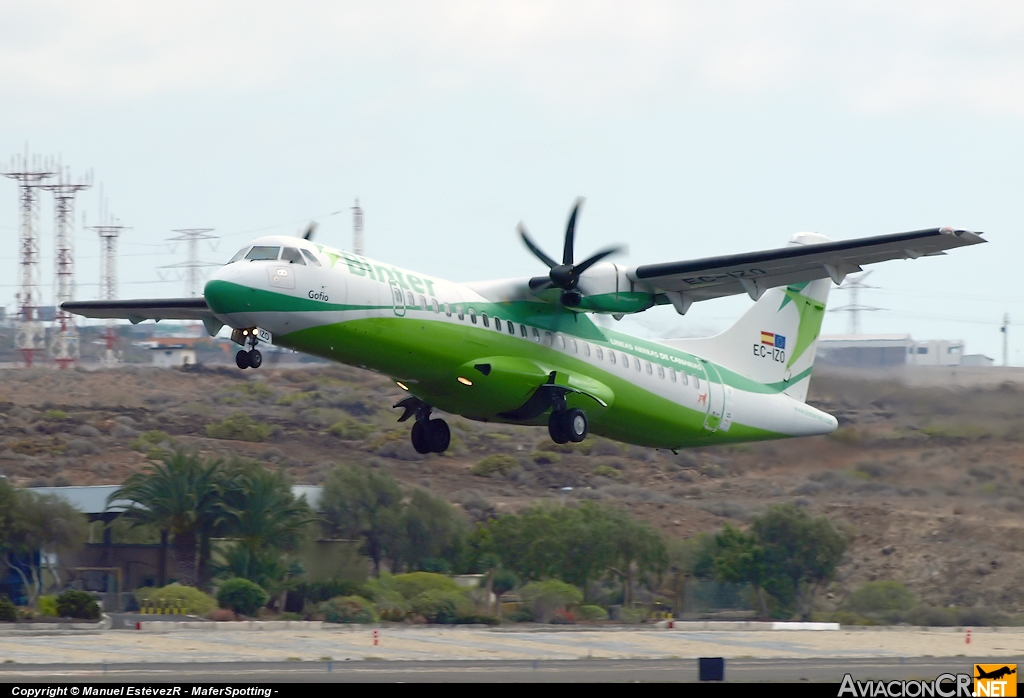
[780,282,825,369]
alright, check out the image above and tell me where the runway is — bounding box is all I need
[0,657,1020,683]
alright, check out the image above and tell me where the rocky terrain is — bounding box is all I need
[1,363,1022,612]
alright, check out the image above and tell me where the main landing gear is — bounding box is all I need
[548,407,588,444]
[232,328,262,370]
[395,395,450,454]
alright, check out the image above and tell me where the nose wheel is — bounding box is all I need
[548,407,587,444]
[233,328,263,369]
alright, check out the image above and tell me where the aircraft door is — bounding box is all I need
[390,278,406,317]
[699,359,726,433]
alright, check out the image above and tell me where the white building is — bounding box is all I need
[817,335,974,368]
[151,344,197,368]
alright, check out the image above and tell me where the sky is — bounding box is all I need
[1,1,1023,359]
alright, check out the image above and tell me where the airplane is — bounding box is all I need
[64,202,985,454]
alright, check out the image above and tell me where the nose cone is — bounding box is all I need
[204,264,256,317]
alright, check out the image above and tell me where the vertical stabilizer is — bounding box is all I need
[662,234,833,402]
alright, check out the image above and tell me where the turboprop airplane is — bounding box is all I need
[64,202,984,454]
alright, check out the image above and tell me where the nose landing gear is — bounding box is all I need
[232,328,263,370]
[394,395,451,454]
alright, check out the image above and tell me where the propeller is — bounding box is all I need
[518,198,624,307]
[302,221,318,241]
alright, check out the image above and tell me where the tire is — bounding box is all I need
[565,408,588,443]
[235,350,249,369]
[247,349,263,368]
[411,421,431,454]
[426,419,451,453]
[548,411,570,444]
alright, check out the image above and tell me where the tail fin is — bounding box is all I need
[663,234,832,402]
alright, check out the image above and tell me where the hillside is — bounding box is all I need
[1,363,1022,612]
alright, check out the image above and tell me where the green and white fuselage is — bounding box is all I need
[202,235,839,449]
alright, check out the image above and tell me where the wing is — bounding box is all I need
[61,298,220,328]
[629,227,984,307]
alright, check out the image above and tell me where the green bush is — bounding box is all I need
[134,584,216,615]
[829,610,874,626]
[844,581,916,615]
[518,580,582,623]
[471,454,518,477]
[44,409,69,421]
[327,419,375,440]
[575,604,609,621]
[36,596,58,617]
[908,605,957,627]
[55,590,100,620]
[594,465,624,480]
[321,595,378,624]
[294,579,366,608]
[206,414,272,442]
[130,430,173,451]
[216,578,269,616]
[381,572,461,600]
[410,589,472,624]
[0,595,16,622]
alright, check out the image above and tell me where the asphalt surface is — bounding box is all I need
[0,657,1020,683]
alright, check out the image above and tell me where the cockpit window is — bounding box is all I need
[228,247,251,264]
[245,246,281,261]
[281,247,305,265]
[301,249,322,267]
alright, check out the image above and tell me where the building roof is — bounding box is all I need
[26,484,324,514]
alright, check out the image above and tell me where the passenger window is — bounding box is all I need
[229,246,251,263]
[583,343,590,357]
[419,295,427,309]
[457,305,464,320]
[570,339,577,353]
[520,324,527,337]
[482,313,489,328]
[646,361,652,375]
[432,299,440,313]
[622,355,629,369]
[444,303,452,317]
[494,317,502,331]
[635,360,641,372]
[609,351,616,365]
[682,372,689,386]
[301,249,321,266]
[695,377,701,389]
[406,292,415,307]
[245,246,280,261]
[558,335,566,349]
[544,332,553,346]
[596,347,603,360]
[657,365,665,379]
[508,322,515,335]
[469,309,477,324]
[669,369,676,382]
[532,328,540,342]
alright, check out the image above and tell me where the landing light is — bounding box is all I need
[396,381,409,391]
[457,376,473,386]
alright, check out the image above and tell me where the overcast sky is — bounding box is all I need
[2,1,1022,359]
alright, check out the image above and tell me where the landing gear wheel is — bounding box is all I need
[411,421,431,454]
[548,411,570,445]
[235,350,250,369]
[425,419,451,454]
[565,408,588,443]
[247,349,263,369]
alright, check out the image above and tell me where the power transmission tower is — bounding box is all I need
[1001,313,1009,367]
[162,228,218,297]
[41,165,93,368]
[352,198,364,256]
[829,272,882,335]
[2,150,56,367]
[89,199,129,367]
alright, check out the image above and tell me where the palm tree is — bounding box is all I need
[109,450,226,588]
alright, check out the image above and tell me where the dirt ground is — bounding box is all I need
[1,363,1023,612]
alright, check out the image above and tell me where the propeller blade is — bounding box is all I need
[562,198,584,266]
[572,244,625,276]
[518,223,558,269]
[302,221,318,241]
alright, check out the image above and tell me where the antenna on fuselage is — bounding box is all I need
[352,198,364,256]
